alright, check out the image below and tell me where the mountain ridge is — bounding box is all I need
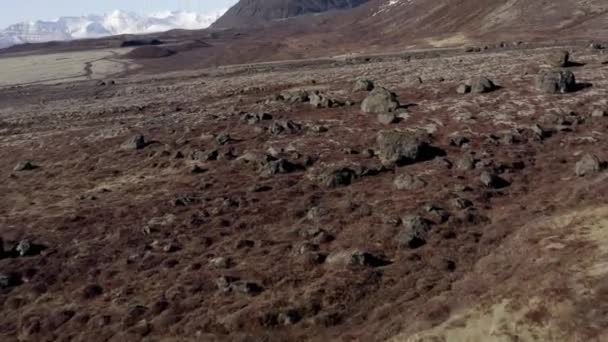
[0,9,227,49]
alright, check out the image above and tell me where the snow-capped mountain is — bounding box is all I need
[0,9,227,49]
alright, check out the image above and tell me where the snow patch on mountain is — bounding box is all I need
[0,9,227,49]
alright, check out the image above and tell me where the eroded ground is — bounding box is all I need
[1,45,608,341]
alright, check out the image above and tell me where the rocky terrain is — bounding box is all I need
[2,39,608,341]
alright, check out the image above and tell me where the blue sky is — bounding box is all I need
[0,0,236,27]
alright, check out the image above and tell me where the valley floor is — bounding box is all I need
[1,44,608,341]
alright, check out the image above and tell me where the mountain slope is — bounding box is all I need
[212,0,370,28]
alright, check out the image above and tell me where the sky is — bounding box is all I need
[0,0,237,27]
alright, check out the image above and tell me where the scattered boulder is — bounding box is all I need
[280,90,309,103]
[215,133,232,145]
[260,158,300,177]
[354,79,375,92]
[480,171,510,189]
[15,240,32,257]
[393,173,427,190]
[376,130,442,166]
[324,168,358,188]
[546,50,570,67]
[270,120,302,135]
[575,154,603,177]
[307,162,383,188]
[14,161,37,171]
[531,124,551,140]
[121,134,146,150]
[450,197,474,210]
[377,113,397,125]
[457,153,476,171]
[361,87,400,114]
[210,257,232,269]
[456,84,471,94]
[326,250,389,267]
[309,92,344,108]
[398,216,432,249]
[468,76,497,94]
[592,109,607,118]
[241,112,272,124]
[535,70,576,94]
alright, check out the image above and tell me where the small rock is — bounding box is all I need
[450,197,474,210]
[531,124,551,139]
[15,240,32,256]
[361,87,400,114]
[592,109,607,117]
[190,165,206,174]
[14,161,37,171]
[121,134,145,150]
[546,50,570,67]
[210,257,231,269]
[377,113,397,125]
[456,153,476,171]
[270,120,302,135]
[215,133,231,145]
[575,154,602,177]
[398,216,432,249]
[480,171,510,189]
[535,70,576,94]
[326,250,388,267]
[393,173,427,190]
[232,281,264,296]
[376,130,442,166]
[468,76,497,94]
[354,79,375,92]
[456,84,471,94]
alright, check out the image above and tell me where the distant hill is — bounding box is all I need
[212,0,369,28]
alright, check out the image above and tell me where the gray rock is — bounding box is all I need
[326,250,388,267]
[309,92,342,108]
[210,257,231,269]
[450,197,474,210]
[535,70,576,94]
[592,109,607,118]
[215,133,232,145]
[546,50,570,67]
[13,161,37,171]
[456,153,476,171]
[531,124,551,139]
[324,168,357,188]
[377,112,397,125]
[468,76,497,94]
[398,216,432,249]
[376,130,440,166]
[270,120,302,135]
[354,79,375,92]
[121,134,145,150]
[361,87,400,114]
[575,154,602,177]
[15,240,32,257]
[480,171,509,189]
[456,84,471,94]
[393,173,427,190]
[281,90,309,103]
